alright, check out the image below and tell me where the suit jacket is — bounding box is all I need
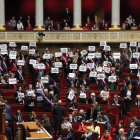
[62,133,74,140]
[43,93,53,109]
[128,128,139,137]
[127,80,136,88]
[121,90,134,98]
[15,69,25,83]
[80,78,90,87]
[13,114,24,122]
[64,10,71,21]
[52,95,58,104]
[55,27,62,30]
[136,80,140,86]
[67,78,77,88]
[134,100,140,107]
[67,88,78,96]
[121,86,127,97]
[86,108,97,121]
[98,80,106,89]
[116,135,123,140]
[5,104,11,120]
[88,96,101,104]
[100,23,105,30]
[128,120,140,128]
[5,126,12,140]
[112,98,123,106]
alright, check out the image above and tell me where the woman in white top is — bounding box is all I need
[63,23,70,30]
[17,20,24,30]
[123,84,134,115]
[91,24,98,30]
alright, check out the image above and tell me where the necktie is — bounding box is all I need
[130,129,134,138]
[18,115,21,122]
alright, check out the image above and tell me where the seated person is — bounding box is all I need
[116,128,124,140]
[134,95,140,107]
[101,130,112,140]
[42,118,52,135]
[60,128,74,140]
[14,87,24,104]
[17,20,24,30]
[39,114,50,122]
[67,76,77,88]
[78,120,88,132]
[90,120,100,138]
[88,93,101,104]
[69,110,78,122]
[28,111,37,122]
[128,116,140,128]
[83,23,89,30]
[95,102,102,112]
[97,111,112,130]
[86,104,97,123]
[26,23,33,30]
[80,75,90,89]
[61,117,72,130]
[81,126,93,140]
[13,110,24,123]
[91,24,98,30]
[116,122,123,135]
[77,109,86,122]
[79,86,88,103]
[24,94,37,112]
[68,98,79,112]
[112,94,123,106]
[0,76,7,84]
[63,23,70,30]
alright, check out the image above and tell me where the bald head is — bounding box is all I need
[5,121,9,126]
[58,100,62,105]
[32,94,36,100]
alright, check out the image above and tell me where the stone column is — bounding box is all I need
[34,0,45,30]
[71,0,82,30]
[110,0,120,30]
[0,0,5,30]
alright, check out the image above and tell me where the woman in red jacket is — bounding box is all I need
[101,130,112,140]
[78,120,88,132]
[83,23,89,30]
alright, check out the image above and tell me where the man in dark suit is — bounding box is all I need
[98,79,106,89]
[15,65,25,83]
[128,122,139,139]
[5,101,11,121]
[127,76,136,90]
[86,104,97,123]
[61,128,74,140]
[53,100,65,136]
[116,128,124,140]
[88,92,101,104]
[128,116,140,128]
[100,20,105,30]
[112,94,123,106]
[67,77,77,88]
[55,23,62,30]
[13,110,24,123]
[134,95,140,107]
[5,121,12,140]
[136,76,140,86]
[64,7,71,23]
[24,94,37,112]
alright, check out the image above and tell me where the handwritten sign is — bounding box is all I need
[17,60,25,66]
[55,62,62,68]
[55,52,62,57]
[9,78,17,84]
[9,54,16,59]
[120,43,127,48]
[79,66,86,72]
[89,72,97,77]
[130,42,137,47]
[100,41,106,46]
[70,64,77,69]
[130,64,138,69]
[29,49,35,54]
[108,76,116,82]
[80,50,87,56]
[41,77,49,83]
[21,46,28,51]
[104,46,110,51]
[29,42,36,47]
[88,46,95,51]
[61,48,68,53]
[51,68,59,73]
[87,63,94,69]
[97,74,105,79]
[100,91,109,98]
[9,42,16,47]
[29,59,36,65]
[43,54,51,59]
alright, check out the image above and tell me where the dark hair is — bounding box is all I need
[72,98,77,104]
[69,128,74,133]
[92,120,98,128]
[117,122,123,129]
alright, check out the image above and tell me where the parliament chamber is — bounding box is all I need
[0,0,140,140]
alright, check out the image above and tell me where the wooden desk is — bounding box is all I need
[17,122,52,140]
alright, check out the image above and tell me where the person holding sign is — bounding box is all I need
[79,86,88,103]
[2,57,8,73]
[108,74,119,90]
[24,94,37,112]
[14,87,24,104]
[100,86,110,105]
[25,84,35,98]
[98,71,107,89]
[80,75,90,89]
[67,76,77,88]
[44,59,51,73]
[112,94,123,106]
[15,66,25,83]
[20,50,28,64]
[96,111,112,130]
[121,84,134,115]
[68,98,79,112]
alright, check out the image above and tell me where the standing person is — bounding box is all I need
[5,100,11,121]
[52,100,65,136]
[64,7,71,23]
[5,121,12,140]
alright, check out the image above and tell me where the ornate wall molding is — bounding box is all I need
[0,31,140,43]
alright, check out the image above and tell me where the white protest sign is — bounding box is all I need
[18,93,24,97]
[97,74,105,79]
[88,53,95,59]
[79,66,86,72]
[70,64,77,69]
[120,43,127,48]
[130,42,137,47]
[29,59,36,65]
[17,60,25,66]
[69,73,75,77]
[89,72,97,77]
[29,42,36,47]
[95,53,101,58]
[36,89,43,93]
[10,51,16,55]
[0,44,7,50]
[9,42,16,47]
[55,62,62,68]
[103,61,110,67]
[55,52,62,57]
[61,48,68,53]
[50,53,53,58]
[113,53,120,59]
[80,50,87,56]
[68,52,73,57]
[80,93,86,99]
[130,64,138,69]
[104,46,110,51]
[37,96,43,101]
[1,50,7,55]
[38,64,45,70]
[43,54,51,59]
[100,41,107,46]
[29,49,35,54]
[51,68,59,73]
[9,78,17,84]
[28,91,34,96]
[41,77,49,83]
[88,46,95,51]
[33,64,38,69]
[21,46,28,51]
[133,53,139,58]
[67,92,75,101]
[9,54,16,59]
[87,63,94,69]
[100,91,109,98]
[104,67,110,74]
[96,67,102,72]
[31,102,34,106]
[138,43,140,47]
[108,76,116,82]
